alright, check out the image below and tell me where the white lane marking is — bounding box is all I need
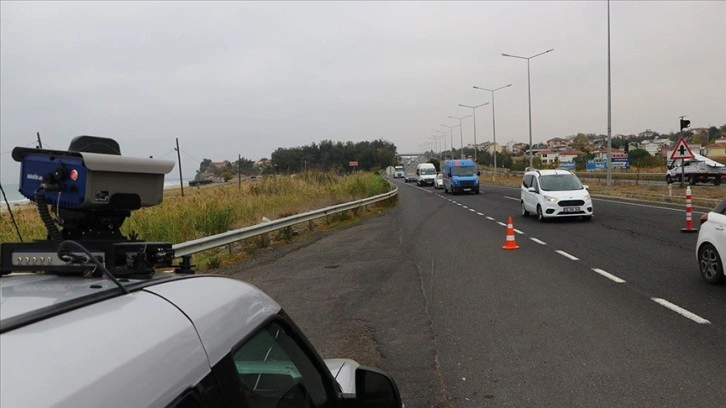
[514,229,524,234]
[486,216,495,221]
[556,250,579,261]
[469,209,476,212]
[505,196,520,201]
[456,203,462,206]
[462,206,469,209]
[530,237,547,245]
[651,298,711,324]
[476,212,484,216]
[592,268,626,283]
[497,222,507,227]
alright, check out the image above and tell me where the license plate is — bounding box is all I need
[562,207,580,213]
[463,188,471,191]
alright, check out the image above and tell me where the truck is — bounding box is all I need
[666,154,726,186]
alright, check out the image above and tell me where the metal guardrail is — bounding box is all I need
[173,185,398,258]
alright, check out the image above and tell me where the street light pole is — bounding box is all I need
[435,130,447,161]
[433,134,445,161]
[458,102,489,163]
[449,115,472,159]
[441,124,458,160]
[502,48,554,168]
[606,0,612,186]
[474,84,511,179]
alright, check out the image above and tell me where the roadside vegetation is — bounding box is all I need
[1,172,394,270]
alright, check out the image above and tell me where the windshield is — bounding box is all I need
[395,166,403,171]
[451,165,477,177]
[420,168,436,175]
[539,174,583,191]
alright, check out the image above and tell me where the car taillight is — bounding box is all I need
[700,213,709,225]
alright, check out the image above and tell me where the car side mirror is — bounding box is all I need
[583,184,589,190]
[527,187,536,193]
[447,172,452,178]
[355,366,402,408]
[477,171,481,176]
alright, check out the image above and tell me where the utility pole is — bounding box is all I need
[606,0,613,186]
[238,154,242,191]
[175,138,185,197]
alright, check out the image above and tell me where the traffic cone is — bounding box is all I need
[502,216,520,250]
[681,186,698,233]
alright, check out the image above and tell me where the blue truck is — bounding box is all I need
[442,159,480,194]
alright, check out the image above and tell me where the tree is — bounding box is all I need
[692,129,709,146]
[572,134,590,152]
[628,148,662,168]
[708,126,721,143]
[199,158,212,173]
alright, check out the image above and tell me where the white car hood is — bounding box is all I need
[541,189,589,200]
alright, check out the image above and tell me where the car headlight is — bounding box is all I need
[583,193,591,201]
[543,195,558,203]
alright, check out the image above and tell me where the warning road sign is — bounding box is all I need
[670,137,695,160]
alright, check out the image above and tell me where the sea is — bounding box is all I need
[0,179,189,206]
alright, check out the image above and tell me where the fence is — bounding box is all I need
[173,184,398,258]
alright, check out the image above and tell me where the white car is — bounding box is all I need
[0,272,402,407]
[393,165,405,178]
[520,169,593,221]
[696,197,726,283]
[434,173,444,189]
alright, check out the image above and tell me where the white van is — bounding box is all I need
[415,163,437,186]
[520,169,593,221]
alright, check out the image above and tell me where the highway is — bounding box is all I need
[235,178,726,407]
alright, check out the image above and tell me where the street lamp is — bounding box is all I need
[474,84,511,178]
[441,124,458,160]
[502,48,554,168]
[458,102,489,163]
[448,115,472,159]
[435,130,447,161]
[431,134,442,161]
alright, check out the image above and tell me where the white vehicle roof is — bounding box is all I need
[0,273,281,408]
[693,154,725,167]
[527,169,574,176]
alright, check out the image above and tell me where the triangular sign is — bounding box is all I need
[670,137,695,160]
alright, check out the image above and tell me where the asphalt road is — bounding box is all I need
[231,178,726,408]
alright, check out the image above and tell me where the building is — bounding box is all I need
[703,143,726,157]
[538,149,583,165]
[593,147,628,161]
[546,137,569,149]
[640,139,671,156]
[510,142,528,155]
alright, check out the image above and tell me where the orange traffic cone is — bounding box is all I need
[502,216,520,250]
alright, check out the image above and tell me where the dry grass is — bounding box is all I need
[0,171,391,248]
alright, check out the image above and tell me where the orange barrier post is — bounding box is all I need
[681,186,698,233]
[502,216,520,250]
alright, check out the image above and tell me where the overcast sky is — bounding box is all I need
[1,1,724,184]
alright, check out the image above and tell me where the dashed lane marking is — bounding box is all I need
[555,250,579,261]
[592,268,626,283]
[651,298,710,324]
